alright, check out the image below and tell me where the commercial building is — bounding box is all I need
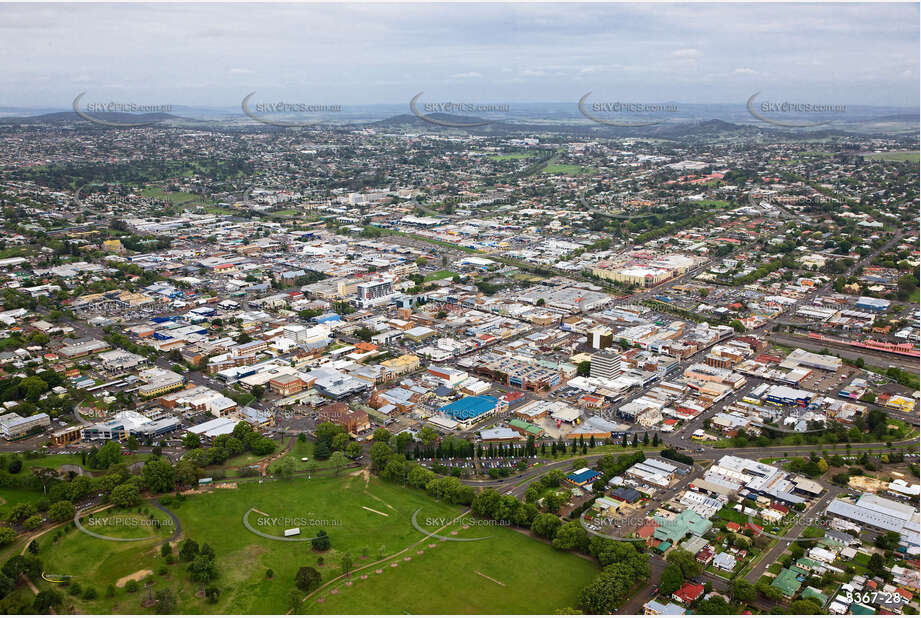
[317,402,370,434]
[82,410,180,441]
[187,416,238,439]
[653,510,713,543]
[356,277,398,308]
[566,467,601,487]
[440,395,502,424]
[137,368,185,398]
[0,412,51,440]
[856,296,891,312]
[590,349,622,380]
[269,374,307,396]
[59,338,111,359]
[825,493,920,542]
[381,354,421,377]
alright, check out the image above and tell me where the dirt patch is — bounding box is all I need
[350,468,371,487]
[362,506,389,517]
[252,508,271,517]
[116,569,153,588]
[848,475,888,492]
[215,482,237,490]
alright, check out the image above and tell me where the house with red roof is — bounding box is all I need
[696,547,714,565]
[672,582,705,605]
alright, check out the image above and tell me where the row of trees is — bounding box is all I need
[181,421,276,467]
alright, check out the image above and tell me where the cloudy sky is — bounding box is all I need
[1,2,918,109]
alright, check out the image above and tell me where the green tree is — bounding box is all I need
[311,530,330,551]
[142,457,176,493]
[0,527,15,546]
[660,563,684,596]
[295,566,322,592]
[329,451,349,475]
[48,500,75,522]
[179,539,199,562]
[110,483,140,508]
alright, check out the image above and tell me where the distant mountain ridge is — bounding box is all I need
[0,110,184,125]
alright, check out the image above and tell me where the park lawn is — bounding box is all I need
[140,187,210,206]
[40,474,466,613]
[304,517,599,614]
[168,475,464,613]
[213,438,287,471]
[488,152,535,161]
[542,163,595,176]
[80,505,178,541]
[39,503,175,596]
[865,151,920,163]
[270,439,316,472]
[18,452,147,472]
[423,269,458,282]
[201,206,234,215]
[272,209,299,216]
[0,487,45,520]
[0,247,28,259]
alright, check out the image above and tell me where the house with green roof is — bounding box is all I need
[508,418,545,438]
[653,510,713,544]
[771,568,802,598]
[801,586,828,607]
[849,602,875,615]
[795,557,820,573]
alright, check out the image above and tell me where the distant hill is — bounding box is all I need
[367,113,768,139]
[0,110,184,125]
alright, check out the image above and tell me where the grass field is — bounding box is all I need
[423,270,458,282]
[304,519,598,614]
[15,452,146,473]
[140,187,211,206]
[0,487,45,520]
[864,151,920,163]
[35,474,598,613]
[269,438,315,472]
[201,206,235,215]
[487,152,535,161]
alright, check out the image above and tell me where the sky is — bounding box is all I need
[0,2,918,109]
